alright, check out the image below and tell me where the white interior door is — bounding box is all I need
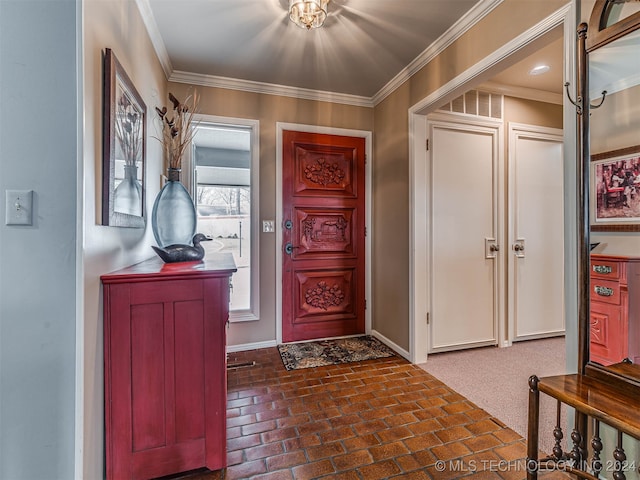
[429,117,502,352]
[509,124,564,341]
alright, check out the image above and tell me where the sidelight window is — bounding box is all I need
[193,119,259,321]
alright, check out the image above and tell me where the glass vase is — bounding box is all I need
[113,165,142,216]
[151,168,196,247]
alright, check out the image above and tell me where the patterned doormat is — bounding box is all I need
[277,335,396,371]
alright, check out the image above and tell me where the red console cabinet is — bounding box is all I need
[590,254,640,366]
[101,254,236,480]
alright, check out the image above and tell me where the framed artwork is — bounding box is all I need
[102,48,146,228]
[591,145,640,232]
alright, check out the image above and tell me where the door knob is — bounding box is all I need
[513,239,525,257]
[284,220,293,230]
[485,238,499,258]
[284,242,299,255]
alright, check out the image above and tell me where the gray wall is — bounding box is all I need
[0,0,78,478]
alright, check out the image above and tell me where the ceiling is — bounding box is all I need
[144,0,563,104]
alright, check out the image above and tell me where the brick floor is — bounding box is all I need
[162,347,569,479]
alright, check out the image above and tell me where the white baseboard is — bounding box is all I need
[370,330,411,361]
[226,340,277,353]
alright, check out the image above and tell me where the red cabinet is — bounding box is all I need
[101,254,236,480]
[590,254,640,365]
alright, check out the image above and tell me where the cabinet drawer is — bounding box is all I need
[590,260,620,280]
[590,279,620,305]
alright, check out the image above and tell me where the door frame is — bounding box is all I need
[426,113,504,354]
[408,4,575,363]
[507,123,565,343]
[275,123,373,344]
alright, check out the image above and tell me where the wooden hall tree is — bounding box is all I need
[526,1,640,479]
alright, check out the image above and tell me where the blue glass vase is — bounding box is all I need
[113,165,142,217]
[151,168,196,247]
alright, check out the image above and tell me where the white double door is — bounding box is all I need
[428,115,564,353]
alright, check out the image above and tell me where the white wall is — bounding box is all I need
[0,0,79,478]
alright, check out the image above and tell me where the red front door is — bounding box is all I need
[282,130,366,342]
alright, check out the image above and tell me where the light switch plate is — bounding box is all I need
[262,220,275,233]
[6,190,33,225]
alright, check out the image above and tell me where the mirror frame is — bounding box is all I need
[102,48,147,228]
[586,0,640,51]
[579,0,640,386]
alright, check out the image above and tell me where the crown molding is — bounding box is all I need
[169,71,374,108]
[480,81,563,105]
[137,0,546,109]
[409,3,571,115]
[372,0,504,106]
[135,0,173,79]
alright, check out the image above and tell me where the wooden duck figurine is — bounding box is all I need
[152,233,212,263]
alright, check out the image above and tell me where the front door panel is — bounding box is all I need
[282,130,365,342]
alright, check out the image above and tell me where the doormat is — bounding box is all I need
[277,335,396,371]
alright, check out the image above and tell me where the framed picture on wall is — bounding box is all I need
[591,145,640,232]
[102,48,146,228]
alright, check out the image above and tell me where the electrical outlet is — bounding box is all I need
[262,220,275,233]
[6,190,33,226]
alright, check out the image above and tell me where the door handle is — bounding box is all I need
[513,239,525,258]
[284,242,299,255]
[485,238,499,258]
[284,220,293,230]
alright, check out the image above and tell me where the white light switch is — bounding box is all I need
[6,190,33,225]
[262,220,275,233]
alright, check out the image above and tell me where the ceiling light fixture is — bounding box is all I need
[289,0,329,30]
[529,64,551,76]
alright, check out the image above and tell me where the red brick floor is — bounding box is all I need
[169,347,568,480]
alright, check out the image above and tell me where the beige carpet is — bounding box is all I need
[419,337,567,456]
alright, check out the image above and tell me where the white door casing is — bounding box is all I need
[508,123,565,342]
[428,114,503,353]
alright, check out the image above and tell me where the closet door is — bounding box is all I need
[428,118,502,352]
[508,124,564,340]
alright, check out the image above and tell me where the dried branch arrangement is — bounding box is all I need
[155,91,200,170]
[115,93,143,166]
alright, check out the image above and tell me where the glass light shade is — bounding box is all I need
[289,0,328,30]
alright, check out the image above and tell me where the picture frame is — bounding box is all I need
[102,48,146,228]
[591,145,640,232]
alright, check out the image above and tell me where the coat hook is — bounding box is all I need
[564,82,583,114]
[590,90,607,109]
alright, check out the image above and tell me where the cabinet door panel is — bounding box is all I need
[174,300,206,442]
[590,302,623,365]
[131,303,166,451]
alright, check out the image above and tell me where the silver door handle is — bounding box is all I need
[514,244,524,251]
[485,238,499,258]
